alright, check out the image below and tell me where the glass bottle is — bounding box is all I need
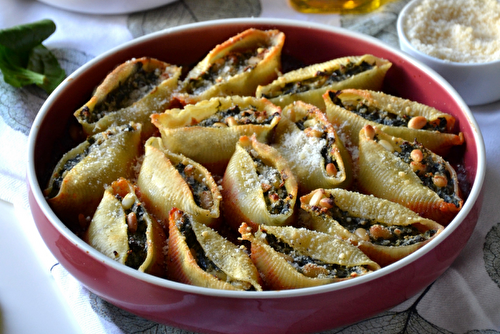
[289,0,392,14]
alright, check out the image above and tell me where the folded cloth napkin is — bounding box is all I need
[1,0,500,333]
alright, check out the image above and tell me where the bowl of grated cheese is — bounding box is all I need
[397,0,500,106]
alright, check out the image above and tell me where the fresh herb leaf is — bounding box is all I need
[28,45,66,93]
[0,19,65,94]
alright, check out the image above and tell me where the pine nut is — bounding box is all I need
[364,124,376,140]
[212,122,227,128]
[226,116,238,127]
[433,174,448,188]
[121,193,135,210]
[303,119,316,128]
[319,197,334,209]
[309,189,325,207]
[326,163,337,176]
[355,228,370,241]
[408,116,427,129]
[378,139,393,151]
[184,164,195,177]
[410,161,426,173]
[410,149,424,162]
[369,224,392,240]
[127,212,138,234]
[199,190,214,210]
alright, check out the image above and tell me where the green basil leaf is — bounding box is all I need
[28,45,66,93]
[0,45,45,88]
[0,19,56,55]
[0,19,66,94]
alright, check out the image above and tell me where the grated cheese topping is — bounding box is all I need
[279,128,327,173]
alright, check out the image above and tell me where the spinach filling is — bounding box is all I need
[253,158,292,215]
[265,233,364,278]
[82,62,162,123]
[327,91,448,132]
[323,201,437,246]
[263,61,374,98]
[120,200,148,270]
[185,47,266,94]
[179,215,222,277]
[195,104,277,127]
[394,141,461,207]
[175,163,213,210]
[321,136,340,172]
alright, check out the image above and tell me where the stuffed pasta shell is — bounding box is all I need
[239,223,380,290]
[273,101,352,193]
[151,96,281,174]
[256,54,391,110]
[177,28,285,104]
[44,123,142,232]
[324,89,464,155]
[357,124,463,225]
[167,208,263,291]
[86,178,167,277]
[300,188,444,267]
[221,135,298,231]
[74,57,181,139]
[136,137,222,228]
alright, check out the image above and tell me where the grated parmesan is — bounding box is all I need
[279,129,326,173]
[403,0,500,63]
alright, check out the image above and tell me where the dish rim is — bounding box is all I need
[27,17,487,300]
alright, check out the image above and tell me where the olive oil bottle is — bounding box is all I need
[289,0,391,14]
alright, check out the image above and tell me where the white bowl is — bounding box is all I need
[397,0,500,106]
[37,0,176,14]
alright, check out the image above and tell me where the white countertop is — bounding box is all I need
[0,199,82,334]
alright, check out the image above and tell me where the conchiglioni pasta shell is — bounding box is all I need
[191,213,262,291]
[273,101,352,193]
[239,223,379,290]
[300,188,444,267]
[151,96,281,175]
[357,125,462,225]
[167,209,261,290]
[324,89,464,155]
[74,57,181,139]
[256,54,391,110]
[136,137,222,228]
[86,178,167,277]
[177,28,285,104]
[221,135,298,231]
[44,123,142,232]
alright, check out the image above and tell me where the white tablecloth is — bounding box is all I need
[1,0,499,333]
